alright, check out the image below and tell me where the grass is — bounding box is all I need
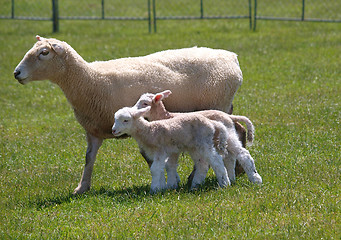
[0,12,340,240]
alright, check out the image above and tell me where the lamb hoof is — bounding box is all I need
[150,185,167,194]
[150,188,162,194]
[73,183,90,195]
[167,183,178,190]
[176,173,181,185]
[218,180,230,188]
[217,175,231,188]
[250,173,262,185]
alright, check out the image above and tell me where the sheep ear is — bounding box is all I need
[51,43,65,55]
[153,94,163,103]
[161,90,172,99]
[133,106,151,118]
[36,35,44,41]
[154,90,172,103]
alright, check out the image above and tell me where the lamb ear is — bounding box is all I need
[153,94,163,103]
[133,106,151,118]
[36,35,44,41]
[51,43,65,55]
[161,90,172,99]
[154,90,172,103]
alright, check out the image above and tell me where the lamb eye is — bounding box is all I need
[41,50,49,56]
[123,120,129,123]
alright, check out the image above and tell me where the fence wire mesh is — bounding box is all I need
[0,0,52,20]
[255,0,341,21]
[58,0,150,20]
[152,0,252,32]
[153,0,250,19]
[0,0,340,32]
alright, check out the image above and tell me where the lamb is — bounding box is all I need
[112,106,231,192]
[134,90,262,187]
[13,35,243,194]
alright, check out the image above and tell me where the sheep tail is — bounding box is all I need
[230,115,255,146]
[212,121,229,155]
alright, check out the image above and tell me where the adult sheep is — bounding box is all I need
[13,35,243,194]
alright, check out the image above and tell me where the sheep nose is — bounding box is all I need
[112,129,116,135]
[14,70,21,79]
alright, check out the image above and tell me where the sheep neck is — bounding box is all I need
[59,64,99,106]
[131,117,161,149]
[151,102,172,120]
[50,47,114,138]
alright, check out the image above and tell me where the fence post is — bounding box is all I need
[11,0,15,19]
[153,0,157,33]
[102,0,105,19]
[248,0,252,29]
[301,0,305,21]
[253,0,257,31]
[200,0,204,19]
[148,0,152,33]
[52,0,59,32]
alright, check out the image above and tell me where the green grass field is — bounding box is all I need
[0,14,340,239]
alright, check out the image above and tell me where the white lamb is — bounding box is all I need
[13,35,243,194]
[134,90,262,188]
[112,106,230,193]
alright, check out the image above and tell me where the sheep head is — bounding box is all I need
[133,93,154,110]
[13,35,67,84]
[112,106,151,137]
[133,90,172,121]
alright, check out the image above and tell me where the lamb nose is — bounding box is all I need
[14,70,21,79]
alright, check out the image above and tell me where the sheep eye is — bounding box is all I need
[41,50,49,56]
[123,120,129,123]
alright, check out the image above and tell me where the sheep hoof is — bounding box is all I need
[150,188,161,194]
[166,183,178,190]
[73,183,90,195]
[250,173,262,185]
[190,182,201,191]
[218,181,230,188]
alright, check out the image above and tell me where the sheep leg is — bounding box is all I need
[150,153,167,193]
[73,133,103,194]
[187,166,196,187]
[223,153,237,184]
[205,149,230,188]
[234,121,246,176]
[189,152,210,190]
[139,147,153,168]
[226,137,262,184]
[165,153,181,189]
[140,148,179,189]
[235,149,262,184]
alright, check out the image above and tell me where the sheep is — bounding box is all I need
[136,92,248,179]
[13,35,243,194]
[112,106,231,192]
[134,90,262,187]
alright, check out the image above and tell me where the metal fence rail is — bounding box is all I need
[254,0,341,30]
[1,0,340,32]
[0,0,52,21]
[1,0,152,32]
[152,0,252,32]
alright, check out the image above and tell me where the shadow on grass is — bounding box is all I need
[34,176,241,210]
[33,184,152,210]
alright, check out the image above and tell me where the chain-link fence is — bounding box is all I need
[1,0,340,32]
[0,0,52,20]
[254,0,341,30]
[152,0,252,32]
[0,0,153,32]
